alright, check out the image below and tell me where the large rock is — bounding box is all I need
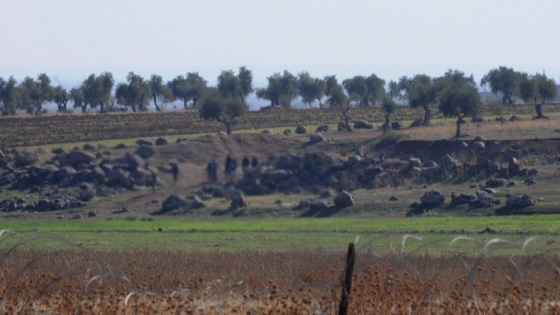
[420,190,445,206]
[440,154,460,170]
[508,157,521,176]
[485,178,507,188]
[333,190,354,208]
[473,190,499,208]
[190,195,206,209]
[391,121,402,130]
[230,191,248,209]
[154,137,168,146]
[408,158,423,168]
[66,150,96,168]
[135,145,156,159]
[353,120,374,129]
[78,182,96,201]
[315,125,329,133]
[295,125,307,134]
[410,118,424,128]
[451,192,477,205]
[15,150,39,167]
[308,134,324,145]
[161,194,185,212]
[506,194,535,209]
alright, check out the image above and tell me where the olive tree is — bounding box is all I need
[519,73,557,119]
[52,85,69,113]
[256,70,298,108]
[168,73,207,109]
[297,72,326,108]
[115,72,151,112]
[326,76,351,131]
[399,74,437,125]
[149,74,173,111]
[480,66,522,105]
[0,76,19,115]
[199,88,247,135]
[18,73,53,115]
[381,97,397,134]
[437,70,481,138]
[82,72,114,113]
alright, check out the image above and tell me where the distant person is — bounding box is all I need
[228,156,238,181]
[251,156,259,168]
[224,155,232,177]
[170,162,179,186]
[206,160,219,182]
[242,156,250,172]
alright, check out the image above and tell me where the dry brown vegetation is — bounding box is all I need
[1,249,559,314]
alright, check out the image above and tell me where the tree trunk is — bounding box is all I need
[225,122,232,135]
[422,105,431,125]
[535,103,548,119]
[455,116,462,138]
[383,113,391,134]
[183,99,188,109]
[153,95,161,112]
[342,107,352,131]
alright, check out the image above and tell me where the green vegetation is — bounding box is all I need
[2,216,559,252]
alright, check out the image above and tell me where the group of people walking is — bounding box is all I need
[206,154,258,183]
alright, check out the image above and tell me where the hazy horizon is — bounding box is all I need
[2,0,559,88]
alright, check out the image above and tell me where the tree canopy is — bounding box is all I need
[399,74,437,125]
[81,72,114,113]
[437,70,482,138]
[115,72,152,112]
[519,73,558,118]
[480,66,522,105]
[297,72,326,108]
[256,70,298,108]
[199,88,247,135]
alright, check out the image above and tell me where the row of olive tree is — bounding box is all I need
[1,67,557,137]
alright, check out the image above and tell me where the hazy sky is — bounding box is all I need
[1,0,559,87]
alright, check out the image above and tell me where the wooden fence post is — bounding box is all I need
[338,243,356,315]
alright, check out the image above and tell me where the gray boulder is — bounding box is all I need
[262,129,273,135]
[161,194,185,212]
[506,194,535,209]
[471,141,486,151]
[309,134,324,145]
[410,118,424,127]
[295,125,307,134]
[136,139,153,146]
[333,190,354,208]
[485,178,507,188]
[154,137,168,146]
[451,192,477,205]
[283,129,292,135]
[315,125,329,133]
[135,145,156,159]
[420,190,445,206]
[15,150,39,167]
[353,120,374,129]
[78,182,96,201]
[67,150,96,168]
[408,158,423,168]
[190,195,206,209]
[391,121,402,130]
[474,190,498,208]
[230,191,248,209]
